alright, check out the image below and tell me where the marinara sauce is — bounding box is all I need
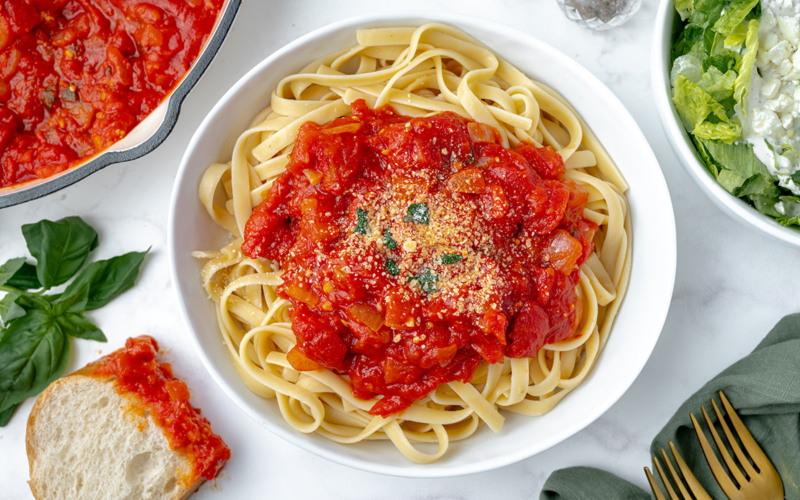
[0,0,223,188]
[86,336,230,485]
[242,100,599,417]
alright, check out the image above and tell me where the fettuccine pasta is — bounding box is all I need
[193,23,631,464]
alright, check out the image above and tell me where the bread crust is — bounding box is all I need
[26,372,207,500]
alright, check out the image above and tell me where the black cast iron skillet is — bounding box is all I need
[0,0,242,209]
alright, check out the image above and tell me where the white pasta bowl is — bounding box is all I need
[652,0,800,246]
[169,12,676,477]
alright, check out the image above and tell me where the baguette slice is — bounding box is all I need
[26,337,229,500]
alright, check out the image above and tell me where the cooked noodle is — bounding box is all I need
[193,23,631,464]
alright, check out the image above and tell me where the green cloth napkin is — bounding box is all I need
[540,313,800,500]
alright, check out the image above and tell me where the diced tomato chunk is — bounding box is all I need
[505,301,550,358]
[478,310,508,346]
[515,144,566,180]
[165,380,191,401]
[447,167,486,194]
[290,304,348,370]
[546,229,583,274]
[467,121,497,143]
[287,346,323,371]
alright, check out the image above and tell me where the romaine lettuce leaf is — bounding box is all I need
[672,55,705,85]
[712,0,759,36]
[724,21,748,47]
[693,119,742,143]
[733,19,759,117]
[718,169,748,193]
[779,196,800,216]
[778,217,800,226]
[676,0,695,20]
[690,0,726,29]
[777,216,800,227]
[673,75,729,129]
[698,66,737,101]
[752,195,783,217]
[699,138,772,179]
[692,135,721,177]
[673,26,706,59]
[704,50,741,73]
[736,174,776,196]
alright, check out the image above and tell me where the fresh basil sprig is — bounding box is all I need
[0,216,148,426]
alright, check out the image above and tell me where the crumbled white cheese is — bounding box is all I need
[741,0,800,195]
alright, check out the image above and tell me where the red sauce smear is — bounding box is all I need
[88,336,230,484]
[0,0,223,188]
[242,100,599,417]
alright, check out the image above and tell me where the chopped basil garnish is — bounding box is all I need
[355,208,369,235]
[441,254,463,264]
[385,259,400,276]
[402,203,429,224]
[408,268,438,293]
[383,228,397,250]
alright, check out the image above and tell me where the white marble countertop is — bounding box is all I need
[2,0,799,498]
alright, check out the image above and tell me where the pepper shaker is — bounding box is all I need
[555,0,642,30]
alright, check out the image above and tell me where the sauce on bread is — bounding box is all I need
[82,336,230,486]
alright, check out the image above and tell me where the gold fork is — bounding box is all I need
[645,441,712,499]
[690,390,783,500]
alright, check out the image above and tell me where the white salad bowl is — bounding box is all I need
[652,0,800,247]
[169,11,676,477]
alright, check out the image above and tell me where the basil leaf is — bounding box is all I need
[441,254,463,264]
[354,208,369,235]
[22,217,99,290]
[408,267,438,293]
[385,259,400,276]
[383,228,398,250]
[0,309,69,413]
[0,402,19,427]
[403,203,430,224]
[56,313,106,342]
[0,293,26,326]
[0,258,26,287]
[52,282,90,316]
[6,262,41,290]
[61,250,148,311]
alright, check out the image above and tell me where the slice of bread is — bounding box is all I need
[26,374,207,500]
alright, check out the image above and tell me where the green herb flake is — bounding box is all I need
[408,268,438,293]
[355,208,369,235]
[441,254,463,264]
[385,259,400,276]
[402,203,429,224]
[383,228,398,250]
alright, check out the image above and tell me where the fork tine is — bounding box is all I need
[645,466,669,500]
[700,405,748,488]
[710,397,757,478]
[719,391,784,497]
[660,448,691,499]
[653,455,681,499]
[668,442,714,500]
[691,411,742,498]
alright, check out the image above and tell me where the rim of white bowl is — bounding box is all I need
[651,0,800,247]
[170,11,676,477]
